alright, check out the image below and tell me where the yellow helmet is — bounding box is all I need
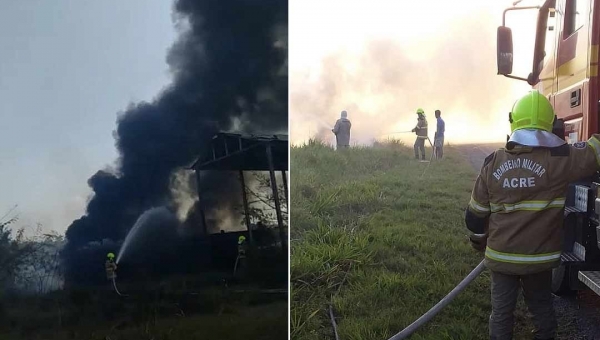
[510,90,555,133]
[238,235,246,244]
[416,108,424,114]
[107,252,115,259]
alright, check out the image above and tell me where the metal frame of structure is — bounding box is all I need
[190,132,288,249]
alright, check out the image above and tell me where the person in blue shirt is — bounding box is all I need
[434,110,445,159]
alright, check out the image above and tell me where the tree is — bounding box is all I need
[241,171,288,227]
[14,228,65,294]
[0,207,37,292]
[236,172,288,250]
[0,206,65,295]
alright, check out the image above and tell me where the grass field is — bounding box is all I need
[0,279,287,340]
[290,140,534,340]
[1,300,287,340]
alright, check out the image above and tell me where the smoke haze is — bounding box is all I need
[62,0,288,285]
[290,0,535,146]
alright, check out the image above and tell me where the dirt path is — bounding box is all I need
[455,143,600,340]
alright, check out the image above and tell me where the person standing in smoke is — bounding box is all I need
[434,109,445,159]
[332,110,352,150]
[411,108,428,160]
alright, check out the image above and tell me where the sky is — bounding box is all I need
[1,0,544,234]
[0,1,177,234]
[289,0,540,146]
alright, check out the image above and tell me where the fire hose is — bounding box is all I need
[386,259,486,340]
[380,131,413,136]
[112,277,128,297]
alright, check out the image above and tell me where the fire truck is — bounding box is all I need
[497,0,600,295]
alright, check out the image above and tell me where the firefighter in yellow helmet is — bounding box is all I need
[411,108,428,160]
[237,235,247,259]
[105,252,117,280]
[234,235,248,277]
[465,90,600,340]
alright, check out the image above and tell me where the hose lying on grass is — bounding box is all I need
[387,259,486,340]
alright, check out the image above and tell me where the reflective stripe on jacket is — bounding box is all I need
[415,117,428,139]
[467,136,600,275]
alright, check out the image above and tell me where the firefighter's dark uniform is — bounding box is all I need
[238,243,247,258]
[105,260,117,280]
[466,134,600,339]
[412,114,428,160]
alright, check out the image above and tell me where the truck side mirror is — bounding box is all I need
[497,26,514,75]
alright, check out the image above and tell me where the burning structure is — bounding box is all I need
[60,0,288,287]
[191,132,288,247]
[190,132,288,273]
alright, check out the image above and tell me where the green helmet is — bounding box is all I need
[238,235,246,244]
[416,108,424,114]
[107,252,115,259]
[510,90,555,133]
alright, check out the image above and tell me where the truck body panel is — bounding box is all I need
[498,0,600,295]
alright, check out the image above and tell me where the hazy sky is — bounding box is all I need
[289,0,536,145]
[0,1,177,234]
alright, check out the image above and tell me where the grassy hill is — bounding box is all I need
[290,140,533,340]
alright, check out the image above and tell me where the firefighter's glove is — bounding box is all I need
[469,233,487,252]
[411,128,416,133]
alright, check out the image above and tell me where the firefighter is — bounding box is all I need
[234,235,248,278]
[237,235,247,258]
[411,108,428,160]
[105,252,117,280]
[332,110,352,150]
[465,89,600,340]
[434,109,445,159]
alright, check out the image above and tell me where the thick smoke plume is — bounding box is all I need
[290,6,530,146]
[62,0,288,285]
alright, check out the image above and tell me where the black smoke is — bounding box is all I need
[61,0,288,286]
